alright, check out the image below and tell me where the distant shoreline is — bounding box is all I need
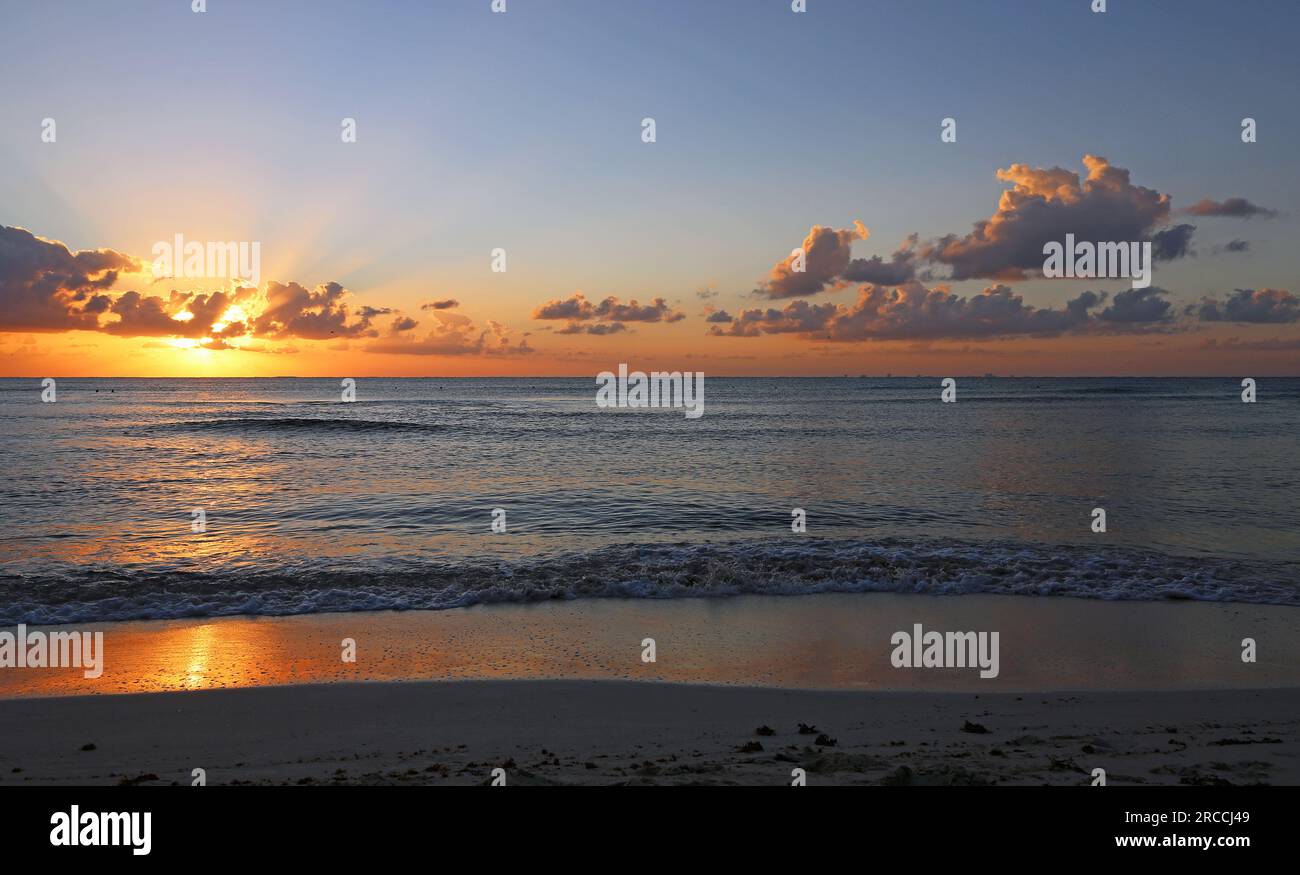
[4,375,1300,380]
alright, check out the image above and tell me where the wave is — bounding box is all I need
[1,537,1294,625]
[158,417,444,433]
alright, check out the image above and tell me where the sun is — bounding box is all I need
[211,304,251,335]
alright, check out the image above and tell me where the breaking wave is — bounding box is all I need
[1,537,1294,626]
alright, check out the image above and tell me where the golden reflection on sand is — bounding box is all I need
[2,594,1297,700]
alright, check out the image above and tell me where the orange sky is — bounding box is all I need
[4,317,1297,377]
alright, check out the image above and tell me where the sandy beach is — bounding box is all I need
[1,593,1297,786]
[1,680,1296,786]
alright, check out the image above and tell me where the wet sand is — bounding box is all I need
[1,593,1297,698]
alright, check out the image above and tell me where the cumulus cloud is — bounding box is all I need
[1097,286,1174,324]
[0,225,142,332]
[1150,224,1196,261]
[1183,197,1277,219]
[531,292,685,324]
[710,281,1174,341]
[709,299,843,337]
[1,224,540,357]
[104,289,248,338]
[1192,288,1299,323]
[841,233,920,286]
[252,281,381,339]
[755,222,869,299]
[926,155,1175,280]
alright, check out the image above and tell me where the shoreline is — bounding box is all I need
[2,680,1296,786]
[4,593,1295,785]
[2,592,1297,699]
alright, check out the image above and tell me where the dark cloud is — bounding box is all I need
[711,281,1173,342]
[1150,224,1196,261]
[556,321,628,335]
[0,225,142,332]
[709,299,847,338]
[531,293,684,323]
[2,225,530,355]
[421,299,459,310]
[841,233,919,286]
[1183,197,1277,219]
[101,289,245,338]
[252,281,381,339]
[1193,288,1299,323]
[366,311,534,356]
[705,310,733,323]
[1097,286,1173,323]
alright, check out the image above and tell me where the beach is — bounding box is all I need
[2,592,1297,786]
[3,681,1296,787]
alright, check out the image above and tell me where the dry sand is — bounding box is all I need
[1,681,1296,786]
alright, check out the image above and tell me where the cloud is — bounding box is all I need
[927,155,1174,280]
[841,233,919,285]
[1097,286,1174,324]
[708,299,847,338]
[1150,224,1196,261]
[531,292,685,323]
[556,321,628,335]
[705,309,733,323]
[2,225,528,355]
[1193,288,1299,323]
[1183,197,1277,219]
[0,225,142,332]
[366,310,534,355]
[251,281,381,339]
[710,281,1173,341]
[755,222,869,298]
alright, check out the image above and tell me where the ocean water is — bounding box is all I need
[1,376,1297,624]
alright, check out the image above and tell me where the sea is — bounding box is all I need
[1,376,1297,625]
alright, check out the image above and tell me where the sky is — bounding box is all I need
[1,0,1298,376]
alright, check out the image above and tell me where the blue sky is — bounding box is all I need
[1,0,1298,375]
